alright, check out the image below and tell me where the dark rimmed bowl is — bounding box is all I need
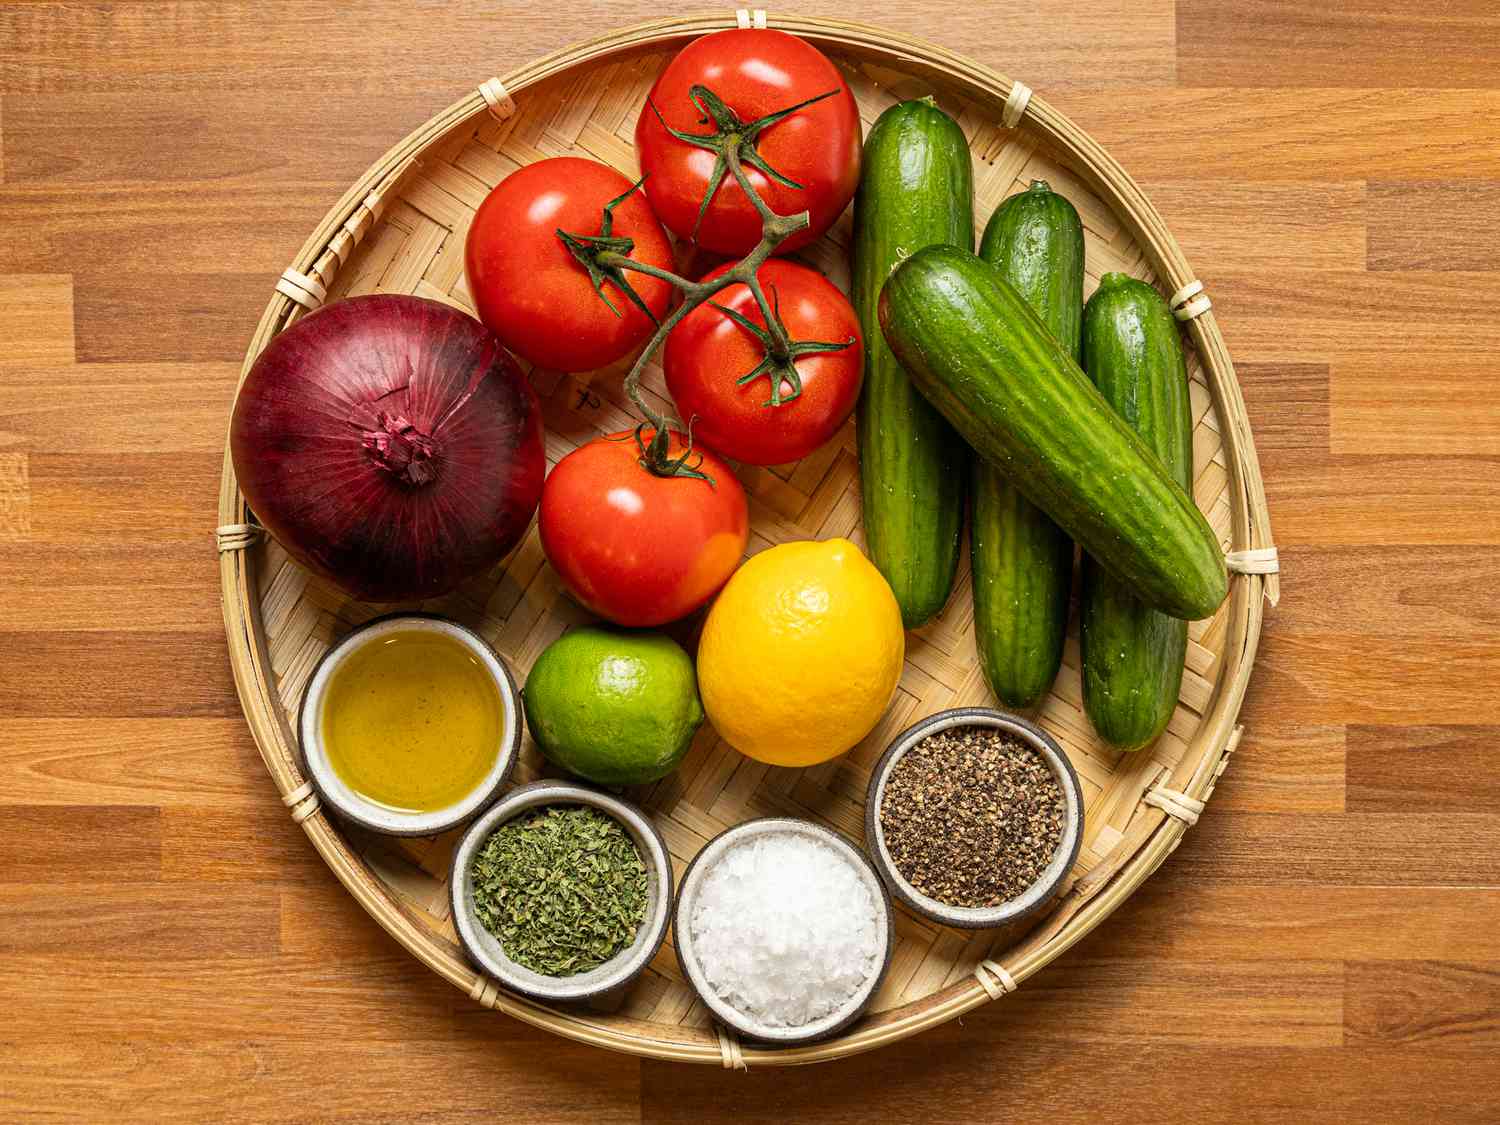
[298,613,522,837]
[864,707,1085,929]
[673,817,895,1045]
[449,780,673,1004]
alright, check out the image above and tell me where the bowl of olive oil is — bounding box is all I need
[298,614,521,836]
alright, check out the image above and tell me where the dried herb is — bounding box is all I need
[879,727,1065,909]
[469,804,647,976]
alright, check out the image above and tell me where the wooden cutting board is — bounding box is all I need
[3,1,1500,1120]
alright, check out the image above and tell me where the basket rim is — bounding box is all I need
[216,10,1275,1068]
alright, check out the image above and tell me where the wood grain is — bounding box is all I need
[1366,182,1500,271]
[1346,725,1500,813]
[0,543,224,631]
[1259,455,1500,546]
[0,364,234,452]
[0,0,1178,94]
[1331,356,1500,455]
[0,807,162,882]
[1203,723,1344,814]
[0,92,448,184]
[3,0,1499,1119]
[1138,182,1366,272]
[1344,961,1500,1049]
[0,1039,643,1124]
[160,807,338,884]
[25,452,223,542]
[1061,89,1500,180]
[1212,269,1500,359]
[1271,547,1500,639]
[0,274,73,365]
[1225,362,1328,454]
[1103,884,1500,962]
[1176,1,1500,89]
[72,278,275,364]
[641,1042,1500,1124]
[0,718,268,805]
[1176,810,1500,886]
[0,182,334,275]
[0,883,281,958]
[0,631,238,717]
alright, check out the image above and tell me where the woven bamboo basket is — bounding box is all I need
[216,10,1279,1067]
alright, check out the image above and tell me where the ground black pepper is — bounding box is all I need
[879,726,1065,908]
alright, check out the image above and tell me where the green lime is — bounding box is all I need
[522,626,704,786]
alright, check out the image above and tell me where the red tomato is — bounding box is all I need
[635,29,861,257]
[465,157,674,373]
[664,259,862,466]
[539,430,749,627]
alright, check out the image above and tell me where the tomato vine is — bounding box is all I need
[556,82,855,481]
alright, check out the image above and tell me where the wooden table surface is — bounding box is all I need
[4,2,1499,1120]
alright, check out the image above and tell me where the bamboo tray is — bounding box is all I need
[217,10,1279,1067]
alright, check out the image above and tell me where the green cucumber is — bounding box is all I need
[852,98,973,628]
[877,245,1228,622]
[971,181,1082,708]
[1080,274,1193,748]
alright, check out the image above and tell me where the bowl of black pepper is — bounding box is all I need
[864,708,1084,929]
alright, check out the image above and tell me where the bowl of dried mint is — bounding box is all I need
[864,708,1084,930]
[449,780,673,1002]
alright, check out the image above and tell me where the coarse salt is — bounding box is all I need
[689,831,880,1028]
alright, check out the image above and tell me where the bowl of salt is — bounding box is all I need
[673,817,894,1045]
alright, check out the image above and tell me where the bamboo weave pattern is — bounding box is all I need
[222,29,1266,1061]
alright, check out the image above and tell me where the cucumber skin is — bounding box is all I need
[877,245,1228,622]
[852,99,973,629]
[1080,274,1192,749]
[972,182,1082,709]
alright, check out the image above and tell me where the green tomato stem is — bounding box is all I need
[587,84,846,480]
[612,153,811,468]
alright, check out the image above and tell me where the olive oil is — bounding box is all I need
[322,630,502,812]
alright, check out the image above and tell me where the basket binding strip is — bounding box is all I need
[216,12,1275,1066]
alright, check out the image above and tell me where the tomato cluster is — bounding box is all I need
[463,29,864,627]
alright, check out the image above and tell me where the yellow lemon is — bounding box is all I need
[697,538,905,767]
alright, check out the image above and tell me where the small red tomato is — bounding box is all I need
[539,431,749,627]
[465,157,674,372]
[635,29,861,257]
[664,259,862,466]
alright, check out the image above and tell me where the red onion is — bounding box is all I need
[230,294,545,603]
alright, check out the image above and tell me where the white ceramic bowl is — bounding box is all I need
[673,817,895,1045]
[864,707,1084,929]
[449,781,674,1003]
[298,614,521,837]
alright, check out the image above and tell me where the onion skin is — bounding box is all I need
[230,294,545,602]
